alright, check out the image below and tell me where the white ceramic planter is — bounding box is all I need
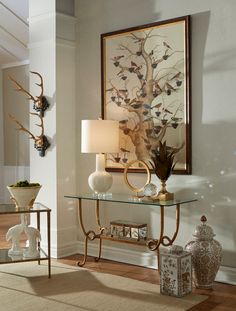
[7,185,41,209]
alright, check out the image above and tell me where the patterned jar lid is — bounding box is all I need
[192,215,215,240]
[167,245,183,254]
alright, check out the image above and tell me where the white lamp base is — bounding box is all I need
[88,154,113,193]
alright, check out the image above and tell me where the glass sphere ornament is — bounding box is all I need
[143,183,158,197]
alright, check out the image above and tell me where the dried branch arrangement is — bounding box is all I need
[150,141,176,182]
[8,71,50,157]
[149,141,176,201]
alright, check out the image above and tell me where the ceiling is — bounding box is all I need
[0,0,29,68]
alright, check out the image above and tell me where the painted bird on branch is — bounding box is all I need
[163,41,172,49]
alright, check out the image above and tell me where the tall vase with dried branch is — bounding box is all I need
[149,141,175,201]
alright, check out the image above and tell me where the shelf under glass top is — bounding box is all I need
[0,202,51,214]
[0,248,48,264]
[65,193,197,206]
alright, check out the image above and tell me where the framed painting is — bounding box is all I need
[101,15,191,174]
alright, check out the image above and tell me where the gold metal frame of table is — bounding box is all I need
[65,194,197,269]
[0,203,51,278]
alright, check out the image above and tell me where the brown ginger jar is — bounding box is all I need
[185,215,222,289]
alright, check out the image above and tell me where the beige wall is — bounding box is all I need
[29,0,77,257]
[3,65,29,166]
[0,69,3,166]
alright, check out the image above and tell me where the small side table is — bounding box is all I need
[0,203,51,278]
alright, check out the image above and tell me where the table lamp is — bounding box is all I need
[81,119,119,194]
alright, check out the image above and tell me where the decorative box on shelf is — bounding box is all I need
[160,245,192,298]
[110,220,147,241]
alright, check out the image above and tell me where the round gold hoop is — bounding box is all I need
[124,160,151,194]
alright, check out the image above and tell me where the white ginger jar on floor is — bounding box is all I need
[185,215,222,289]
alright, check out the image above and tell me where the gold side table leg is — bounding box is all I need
[95,200,103,262]
[37,211,40,265]
[47,210,51,278]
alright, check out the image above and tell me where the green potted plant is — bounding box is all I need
[149,141,175,201]
[7,180,41,209]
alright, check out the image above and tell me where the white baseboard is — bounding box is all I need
[77,241,158,269]
[51,241,79,259]
[39,225,78,259]
[41,235,236,285]
[40,240,78,259]
[216,265,236,285]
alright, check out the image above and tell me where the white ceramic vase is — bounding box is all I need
[185,215,222,289]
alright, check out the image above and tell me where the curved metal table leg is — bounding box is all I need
[77,198,87,236]
[76,198,103,266]
[76,198,90,266]
[94,200,105,262]
[146,204,181,271]
[94,237,102,262]
[147,205,165,252]
[95,200,102,230]
[161,203,180,246]
[77,236,88,267]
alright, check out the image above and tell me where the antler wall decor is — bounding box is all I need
[8,71,49,117]
[9,113,50,157]
[8,71,50,157]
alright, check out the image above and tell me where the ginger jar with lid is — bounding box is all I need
[185,215,222,289]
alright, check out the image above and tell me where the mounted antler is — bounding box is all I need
[8,71,49,117]
[9,113,50,157]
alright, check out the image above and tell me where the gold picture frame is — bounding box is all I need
[101,16,191,174]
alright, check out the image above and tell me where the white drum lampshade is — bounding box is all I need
[81,120,119,193]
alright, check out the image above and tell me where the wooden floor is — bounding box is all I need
[1,215,236,310]
[59,255,236,311]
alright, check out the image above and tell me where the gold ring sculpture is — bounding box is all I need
[124,160,151,196]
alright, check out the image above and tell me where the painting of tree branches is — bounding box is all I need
[101,16,191,174]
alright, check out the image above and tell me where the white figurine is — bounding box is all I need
[6,224,24,256]
[23,226,41,258]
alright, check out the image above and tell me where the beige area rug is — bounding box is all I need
[0,261,207,311]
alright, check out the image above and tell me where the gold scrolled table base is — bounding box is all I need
[64,194,197,270]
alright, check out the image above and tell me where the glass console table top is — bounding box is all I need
[65,193,197,206]
[0,202,51,214]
